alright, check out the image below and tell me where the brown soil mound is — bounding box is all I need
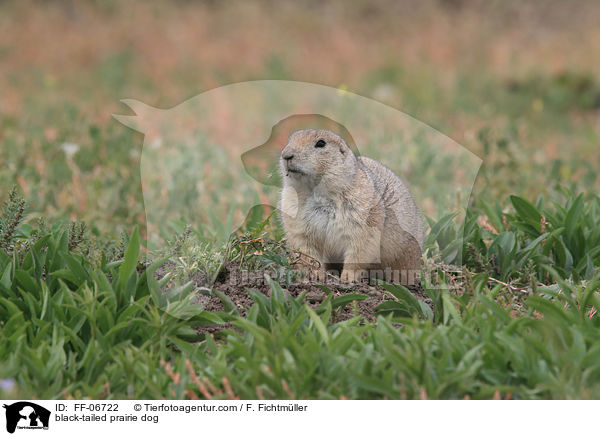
[156,261,430,324]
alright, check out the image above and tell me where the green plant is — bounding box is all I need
[427,190,600,284]
[0,224,222,398]
[0,187,26,253]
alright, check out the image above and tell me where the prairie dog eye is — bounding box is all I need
[314,139,326,148]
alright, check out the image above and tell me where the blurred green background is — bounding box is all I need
[1,0,599,238]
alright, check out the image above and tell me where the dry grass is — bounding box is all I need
[2,0,599,111]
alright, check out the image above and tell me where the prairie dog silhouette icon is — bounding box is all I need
[3,402,50,433]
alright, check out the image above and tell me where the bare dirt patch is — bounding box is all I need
[155,260,429,324]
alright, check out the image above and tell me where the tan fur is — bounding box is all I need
[279,129,424,282]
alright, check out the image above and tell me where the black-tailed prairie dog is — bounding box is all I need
[279,129,424,283]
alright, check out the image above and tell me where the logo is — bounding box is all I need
[2,402,50,433]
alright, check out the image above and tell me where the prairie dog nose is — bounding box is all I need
[282,149,295,161]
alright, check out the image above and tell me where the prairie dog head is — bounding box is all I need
[280,129,356,190]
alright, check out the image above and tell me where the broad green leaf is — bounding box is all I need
[331,293,369,309]
[118,226,140,292]
[305,306,329,345]
[510,195,542,231]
